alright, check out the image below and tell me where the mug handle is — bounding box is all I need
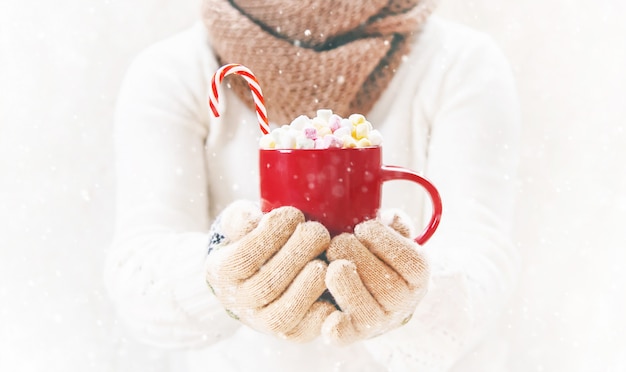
[380,165,442,245]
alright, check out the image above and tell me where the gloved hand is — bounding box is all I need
[321,210,430,346]
[205,200,336,342]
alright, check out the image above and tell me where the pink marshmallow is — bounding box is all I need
[323,135,343,149]
[304,127,317,140]
[328,114,342,132]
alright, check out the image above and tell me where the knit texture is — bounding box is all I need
[205,201,335,342]
[322,215,430,346]
[202,0,436,124]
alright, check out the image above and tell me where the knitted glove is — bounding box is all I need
[321,210,430,346]
[205,200,336,342]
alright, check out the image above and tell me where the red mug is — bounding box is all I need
[259,147,442,245]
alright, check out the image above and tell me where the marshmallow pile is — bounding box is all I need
[259,109,383,149]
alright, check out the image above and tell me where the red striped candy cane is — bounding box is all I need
[209,63,270,135]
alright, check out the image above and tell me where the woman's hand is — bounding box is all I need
[205,201,335,342]
[322,211,430,346]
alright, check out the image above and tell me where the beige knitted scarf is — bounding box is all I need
[202,0,436,125]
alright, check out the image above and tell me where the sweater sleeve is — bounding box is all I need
[363,32,522,370]
[103,32,239,349]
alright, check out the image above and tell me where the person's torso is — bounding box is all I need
[170,16,506,372]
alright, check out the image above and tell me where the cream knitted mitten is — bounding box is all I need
[322,210,430,346]
[206,200,336,342]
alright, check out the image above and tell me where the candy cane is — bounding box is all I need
[209,63,270,135]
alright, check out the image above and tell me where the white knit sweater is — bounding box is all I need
[104,16,521,371]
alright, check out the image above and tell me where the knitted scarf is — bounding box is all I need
[202,0,436,125]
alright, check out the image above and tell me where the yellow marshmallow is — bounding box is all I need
[355,123,369,140]
[349,113,366,125]
[317,126,332,137]
[343,135,358,148]
[357,138,372,147]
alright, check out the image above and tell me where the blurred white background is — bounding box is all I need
[1,0,625,371]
